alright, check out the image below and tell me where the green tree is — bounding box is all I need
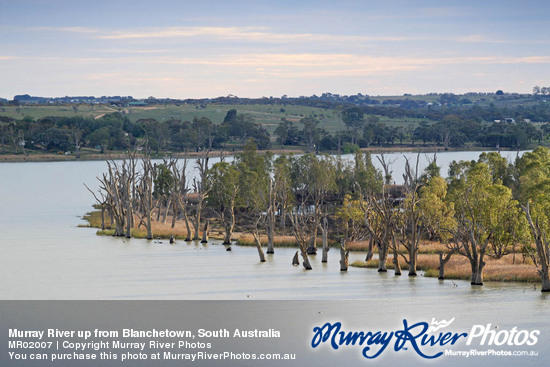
[516,146,550,291]
[206,162,240,244]
[341,107,364,145]
[448,161,519,285]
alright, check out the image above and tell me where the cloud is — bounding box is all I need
[28,26,99,34]
[98,26,412,43]
[155,53,550,75]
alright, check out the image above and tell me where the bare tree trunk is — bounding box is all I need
[266,220,275,254]
[223,210,235,245]
[522,203,550,292]
[378,242,388,272]
[301,250,312,270]
[292,251,299,265]
[162,197,171,224]
[307,205,319,254]
[171,199,178,228]
[409,242,417,277]
[438,251,454,280]
[321,218,329,263]
[193,151,210,240]
[253,232,266,262]
[100,205,106,230]
[267,179,276,254]
[125,203,132,238]
[339,242,349,271]
[541,265,550,292]
[393,247,401,276]
[182,203,192,241]
[365,237,374,261]
[288,212,313,270]
[156,200,162,222]
[194,201,201,240]
[145,211,153,240]
[201,220,209,243]
[470,258,485,285]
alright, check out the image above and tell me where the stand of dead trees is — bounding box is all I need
[85,142,550,291]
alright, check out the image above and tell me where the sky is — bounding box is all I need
[0,0,549,99]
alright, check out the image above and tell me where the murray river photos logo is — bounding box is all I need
[311,318,540,359]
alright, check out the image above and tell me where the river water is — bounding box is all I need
[1,150,548,366]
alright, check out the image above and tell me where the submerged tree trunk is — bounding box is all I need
[378,242,388,272]
[408,243,417,277]
[179,201,192,241]
[266,179,276,254]
[523,203,550,292]
[393,247,401,276]
[201,220,209,243]
[223,211,235,245]
[438,251,455,280]
[266,216,275,254]
[321,218,329,263]
[292,251,300,265]
[339,242,349,271]
[301,249,313,270]
[253,232,266,262]
[145,211,153,240]
[100,205,106,230]
[125,203,132,238]
[365,237,374,261]
[470,258,485,285]
[307,231,317,254]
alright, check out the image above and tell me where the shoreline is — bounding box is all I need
[81,210,540,284]
[0,145,510,163]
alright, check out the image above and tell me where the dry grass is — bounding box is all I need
[234,233,338,247]
[81,210,208,240]
[351,253,539,282]
[346,240,447,254]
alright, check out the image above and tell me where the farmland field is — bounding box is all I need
[0,103,425,134]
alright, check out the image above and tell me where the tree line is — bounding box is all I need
[2,100,550,157]
[87,141,550,291]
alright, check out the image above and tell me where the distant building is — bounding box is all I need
[128,101,147,107]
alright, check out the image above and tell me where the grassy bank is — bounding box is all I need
[351,253,539,283]
[81,210,205,240]
[82,209,307,246]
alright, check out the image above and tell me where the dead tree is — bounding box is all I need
[320,217,329,263]
[201,220,209,243]
[360,189,397,272]
[84,183,108,230]
[396,155,422,276]
[252,216,266,262]
[339,240,350,271]
[193,150,211,240]
[266,179,277,254]
[136,156,157,240]
[97,162,126,236]
[171,155,192,240]
[292,251,300,265]
[376,153,397,185]
[288,211,313,270]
